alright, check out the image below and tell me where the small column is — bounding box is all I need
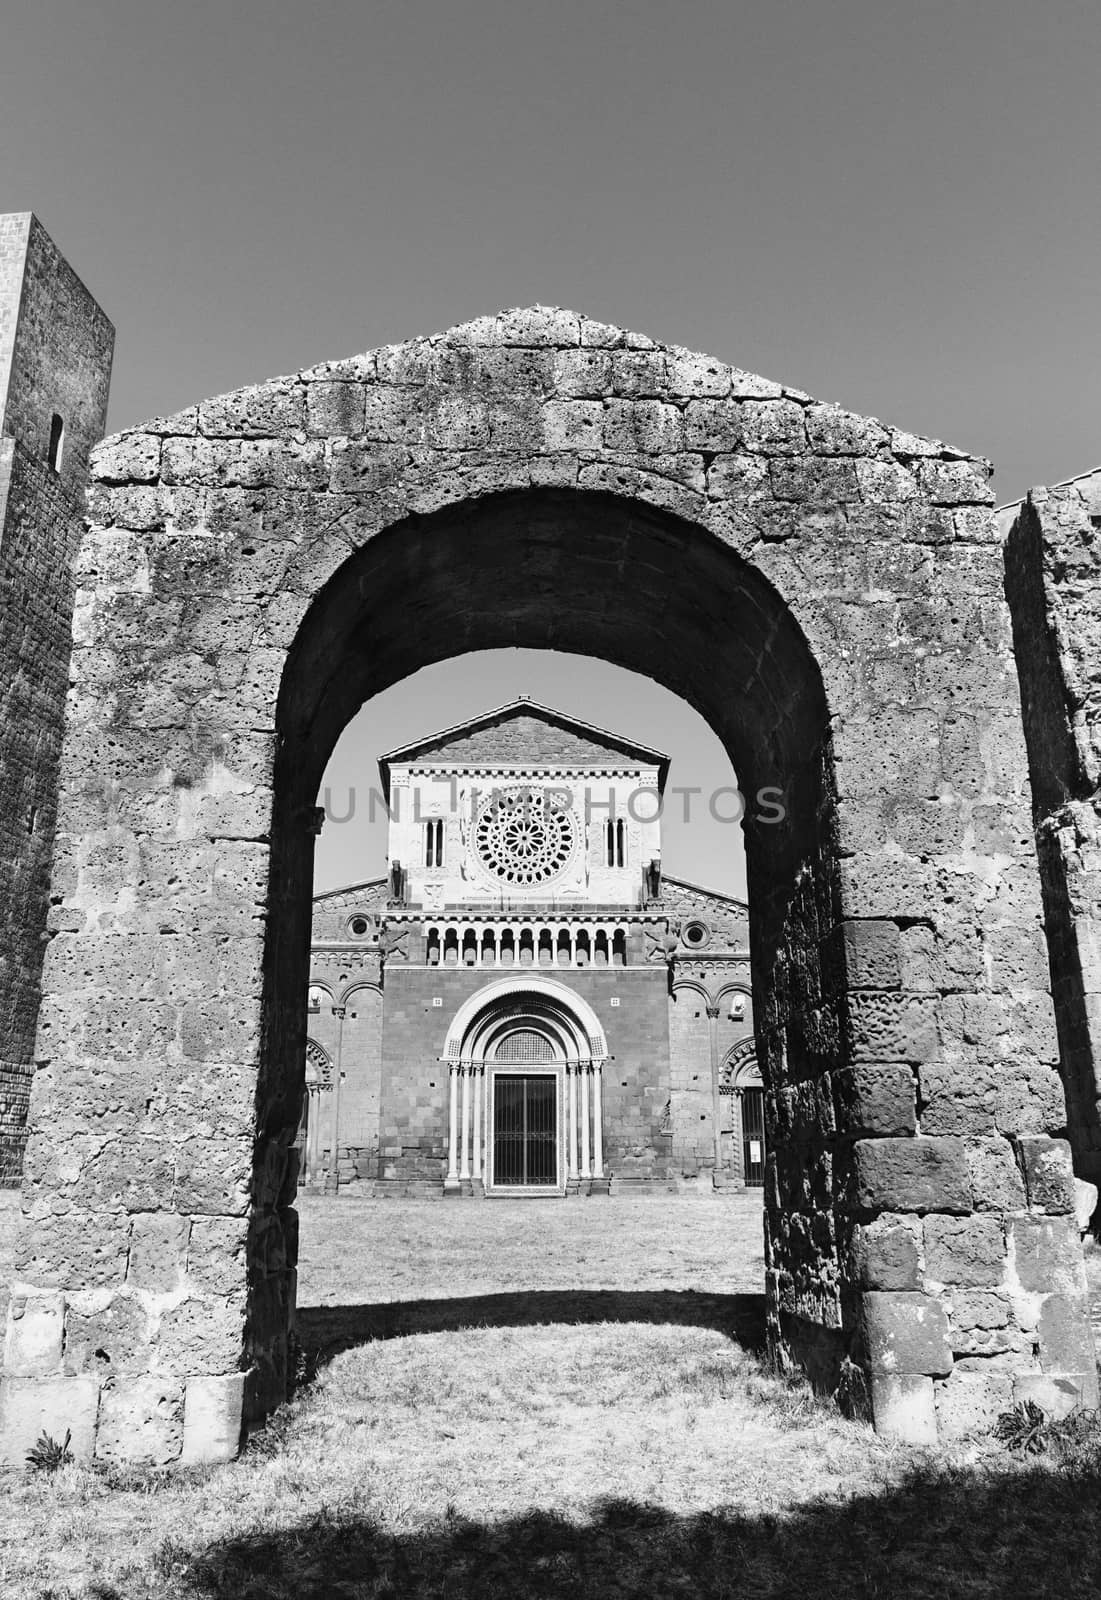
[472,1064,483,1183]
[446,1062,459,1186]
[580,1061,591,1178]
[566,1062,578,1180]
[592,1059,605,1179]
[459,1063,472,1180]
[706,1003,723,1171]
[325,1004,346,1194]
[306,1090,321,1187]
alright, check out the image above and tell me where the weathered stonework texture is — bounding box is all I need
[0,214,113,1183]
[1003,478,1101,1206]
[0,294,1094,1463]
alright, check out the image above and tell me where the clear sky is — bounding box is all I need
[4,0,1098,896]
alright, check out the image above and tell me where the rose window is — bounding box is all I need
[474,788,575,885]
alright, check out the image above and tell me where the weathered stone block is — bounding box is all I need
[740,399,806,453]
[1017,1136,1076,1214]
[934,1370,1011,1438]
[684,399,744,452]
[14,1211,131,1289]
[869,1373,937,1444]
[834,1065,915,1136]
[0,1376,100,1466]
[173,1135,252,1215]
[838,919,901,990]
[3,1293,64,1376]
[305,381,366,438]
[1013,1373,1087,1420]
[924,1216,1005,1287]
[920,1056,1065,1139]
[181,1372,246,1465]
[1037,1294,1097,1376]
[945,1290,1022,1357]
[851,1215,922,1290]
[854,1136,972,1215]
[187,1215,249,1296]
[862,1291,953,1376]
[127,1212,190,1294]
[199,382,305,438]
[156,1295,247,1376]
[552,349,611,397]
[1009,1216,1086,1295]
[541,400,603,452]
[966,1137,1027,1212]
[93,431,160,483]
[96,1376,184,1466]
[847,994,938,1063]
[64,1292,151,1376]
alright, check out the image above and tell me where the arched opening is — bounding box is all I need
[46,411,64,472]
[258,486,836,1422]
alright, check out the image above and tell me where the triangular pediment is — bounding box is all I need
[378,698,669,794]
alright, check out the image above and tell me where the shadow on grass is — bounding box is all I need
[297,1288,766,1366]
[111,1461,1101,1599]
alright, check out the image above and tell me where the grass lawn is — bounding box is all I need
[1,1190,1100,1598]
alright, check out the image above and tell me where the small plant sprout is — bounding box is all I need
[26,1428,73,1473]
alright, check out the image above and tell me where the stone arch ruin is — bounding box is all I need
[1,249,1097,1462]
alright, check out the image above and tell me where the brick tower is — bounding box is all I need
[0,214,113,1183]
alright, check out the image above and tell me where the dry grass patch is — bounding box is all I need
[5,1321,1101,1598]
[1,1194,1100,1597]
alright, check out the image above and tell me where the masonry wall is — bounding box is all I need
[1003,480,1101,1201]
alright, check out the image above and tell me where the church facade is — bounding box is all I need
[303,699,763,1196]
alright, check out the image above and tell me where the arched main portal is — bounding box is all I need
[440,975,611,1195]
[3,307,1090,1468]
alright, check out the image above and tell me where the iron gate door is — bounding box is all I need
[741,1087,766,1187]
[494,1074,557,1185]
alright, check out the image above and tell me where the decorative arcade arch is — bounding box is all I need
[3,306,1091,1467]
[720,1039,766,1187]
[297,1039,333,1189]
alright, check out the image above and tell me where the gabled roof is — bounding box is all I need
[661,874,749,915]
[312,877,388,905]
[377,697,669,798]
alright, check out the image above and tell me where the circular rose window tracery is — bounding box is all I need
[474,787,576,886]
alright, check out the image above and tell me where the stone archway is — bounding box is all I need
[2,306,1092,1468]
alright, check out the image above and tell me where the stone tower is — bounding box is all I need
[0,214,113,1183]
